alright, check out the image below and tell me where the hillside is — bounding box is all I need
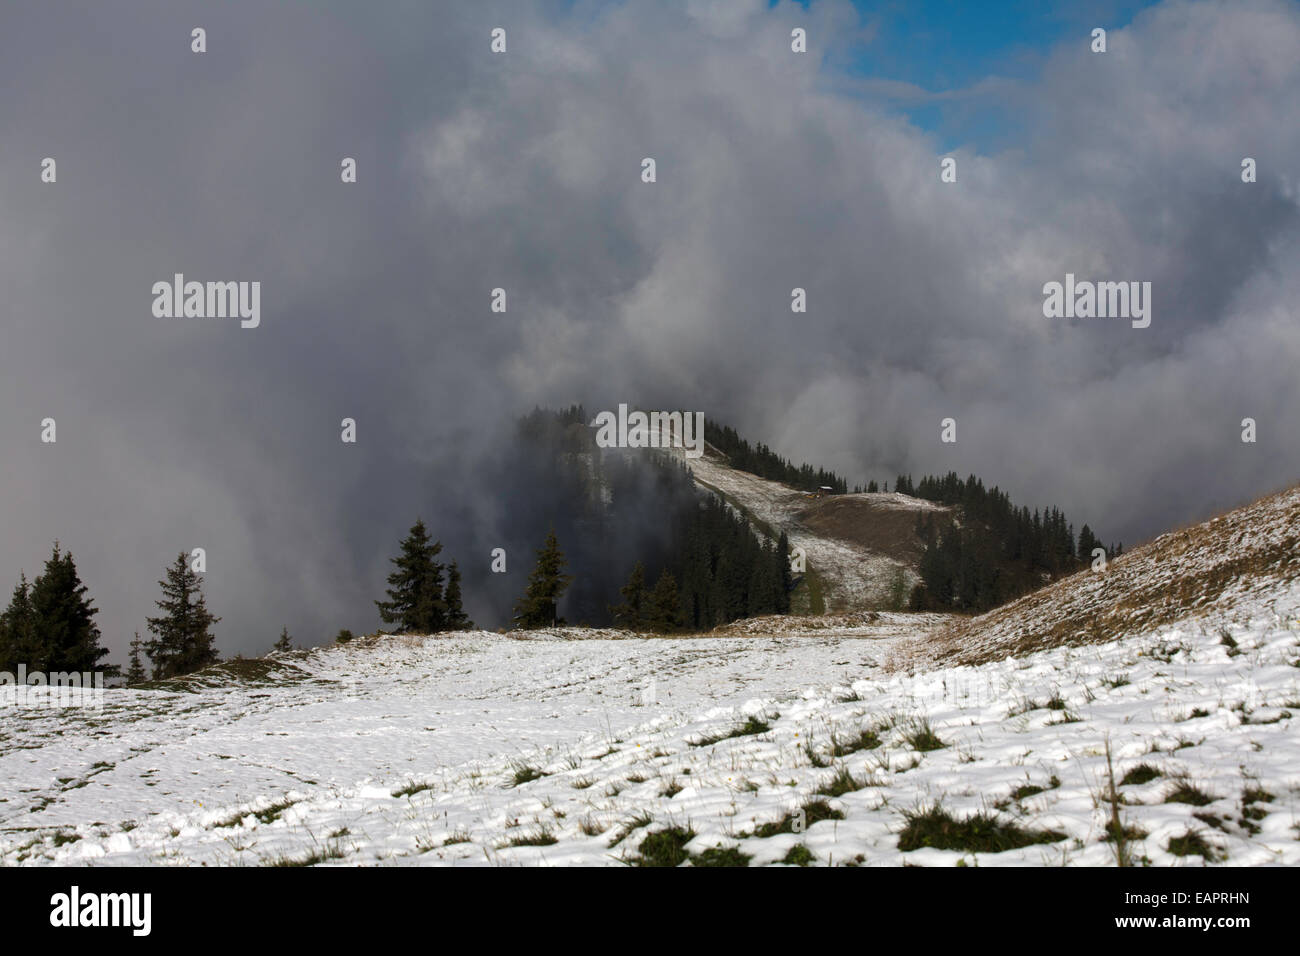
[5,569,1297,866]
[5,485,1298,868]
[675,442,949,612]
[899,483,1300,670]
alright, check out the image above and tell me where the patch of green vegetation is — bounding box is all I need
[691,845,752,867]
[660,779,683,798]
[1167,830,1219,860]
[803,743,833,768]
[898,806,1066,853]
[1242,785,1274,805]
[817,767,868,798]
[268,843,346,867]
[904,719,946,752]
[506,828,557,847]
[393,780,433,798]
[1010,776,1060,802]
[510,764,548,787]
[1238,785,1274,834]
[51,830,80,847]
[781,844,815,867]
[831,728,882,756]
[1104,819,1149,842]
[752,799,844,838]
[608,811,655,847]
[633,826,696,867]
[692,715,772,747]
[1165,780,1216,807]
[210,810,249,830]
[1120,764,1162,787]
[254,799,296,825]
[1046,711,1082,725]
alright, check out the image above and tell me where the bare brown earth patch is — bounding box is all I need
[796,494,950,566]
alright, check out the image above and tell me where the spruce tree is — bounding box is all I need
[647,569,681,633]
[375,520,447,633]
[273,626,293,653]
[125,633,148,685]
[0,574,40,673]
[145,553,221,679]
[513,529,574,629]
[1077,524,1098,561]
[610,561,648,629]
[444,561,473,630]
[776,532,793,613]
[30,544,110,674]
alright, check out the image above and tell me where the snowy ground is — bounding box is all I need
[4,596,1299,866]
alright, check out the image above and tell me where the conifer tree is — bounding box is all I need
[375,519,447,634]
[444,561,473,630]
[647,570,681,633]
[30,544,110,674]
[513,529,573,629]
[273,626,293,653]
[145,553,221,679]
[776,532,793,613]
[125,633,148,684]
[1077,524,1099,561]
[0,574,40,673]
[610,561,648,629]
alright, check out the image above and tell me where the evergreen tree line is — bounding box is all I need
[373,518,578,633]
[483,408,798,633]
[705,420,850,495]
[611,495,793,633]
[902,471,1118,613]
[0,546,221,683]
[488,406,702,625]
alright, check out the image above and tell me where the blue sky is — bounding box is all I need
[780,0,1165,149]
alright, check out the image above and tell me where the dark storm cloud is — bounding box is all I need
[1,0,1296,657]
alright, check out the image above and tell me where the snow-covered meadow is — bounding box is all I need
[4,587,1299,866]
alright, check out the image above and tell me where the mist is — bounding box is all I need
[2,0,1297,659]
